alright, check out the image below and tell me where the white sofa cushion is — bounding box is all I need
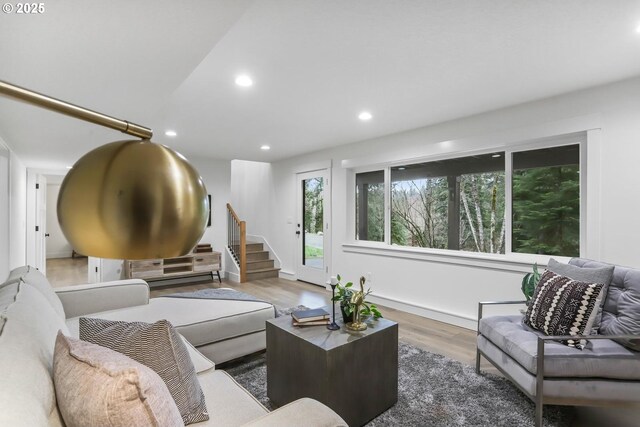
[183,336,216,373]
[193,370,268,427]
[7,266,65,318]
[67,297,274,348]
[0,282,70,426]
[56,279,150,318]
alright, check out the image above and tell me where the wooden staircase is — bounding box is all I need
[245,242,280,280]
[227,203,279,282]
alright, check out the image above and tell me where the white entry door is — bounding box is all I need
[296,169,331,285]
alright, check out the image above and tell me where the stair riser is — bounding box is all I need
[247,260,274,270]
[245,243,264,252]
[246,251,269,261]
[246,270,280,280]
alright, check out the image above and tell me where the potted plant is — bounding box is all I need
[331,274,383,323]
[521,263,541,303]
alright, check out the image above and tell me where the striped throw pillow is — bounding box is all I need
[524,270,605,349]
[80,318,209,424]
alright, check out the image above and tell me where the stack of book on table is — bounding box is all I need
[291,308,330,326]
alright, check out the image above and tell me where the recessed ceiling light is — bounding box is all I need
[398,167,406,170]
[66,166,73,169]
[165,130,177,137]
[235,75,253,87]
[492,154,501,158]
[358,111,373,121]
[260,145,270,151]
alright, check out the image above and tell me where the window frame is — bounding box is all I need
[350,133,587,264]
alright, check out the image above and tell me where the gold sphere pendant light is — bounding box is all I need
[0,80,209,260]
[58,139,209,260]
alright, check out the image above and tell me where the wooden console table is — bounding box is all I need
[124,251,222,283]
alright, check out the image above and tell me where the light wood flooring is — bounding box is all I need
[46,257,88,287]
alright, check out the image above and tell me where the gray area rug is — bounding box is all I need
[225,341,573,426]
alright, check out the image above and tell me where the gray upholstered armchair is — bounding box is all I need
[476,258,640,427]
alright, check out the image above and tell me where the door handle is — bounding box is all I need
[295,231,301,235]
[45,233,50,237]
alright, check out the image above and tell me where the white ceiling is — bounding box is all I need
[1,0,640,168]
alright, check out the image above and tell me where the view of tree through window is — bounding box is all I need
[391,176,448,248]
[355,171,385,241]
[512,144,580,256]
[304,177,323,234]
[390,154,505,253]
[354,142,582,257]
[459,172,506,253]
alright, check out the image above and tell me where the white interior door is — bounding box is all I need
[0,147,10,279]
[34,174,47,273]
[296,169,331,285]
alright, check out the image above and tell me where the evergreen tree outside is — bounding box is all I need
[355,182,385,241]
[355,171,385,242]
[304,178,323,233]
[512,165,579,256]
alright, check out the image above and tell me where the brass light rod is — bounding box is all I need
[0,80,153,139]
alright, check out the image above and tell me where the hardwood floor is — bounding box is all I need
[46,257,88,287]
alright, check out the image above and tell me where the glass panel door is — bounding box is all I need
[303,177,324,269]
[296,169,330,285]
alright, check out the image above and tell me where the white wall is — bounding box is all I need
[9,150,26,270]
[190,157,231,269]
[0,137,27,280]
[0,143,9,281]
[243,75,640,329]
[45,183,72,259]
[230,160,273,236]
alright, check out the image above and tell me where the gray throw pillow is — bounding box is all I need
[80,318,209,425]
[548,258,614,334]
[524,269,606,349]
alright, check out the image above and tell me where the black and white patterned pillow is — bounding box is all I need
[524,270,605,349]
[80,318,208,425]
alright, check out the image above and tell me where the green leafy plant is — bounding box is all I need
[521,263,541,302]
[331,274,383,319]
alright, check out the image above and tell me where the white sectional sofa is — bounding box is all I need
[0,266,346,427]
[57,279,274,365]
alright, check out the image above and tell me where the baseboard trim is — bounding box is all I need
[278,270,296,281]
[270,270,475,329]
[46,251,73,259]
[366,293,476,331]
[225,271,240,283]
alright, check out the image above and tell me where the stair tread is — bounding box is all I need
[246,259,274,264]
[246,267,281,273]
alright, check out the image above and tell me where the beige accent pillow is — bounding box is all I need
[53,331,183,427]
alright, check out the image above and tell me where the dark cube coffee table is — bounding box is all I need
[266,309,398,427]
